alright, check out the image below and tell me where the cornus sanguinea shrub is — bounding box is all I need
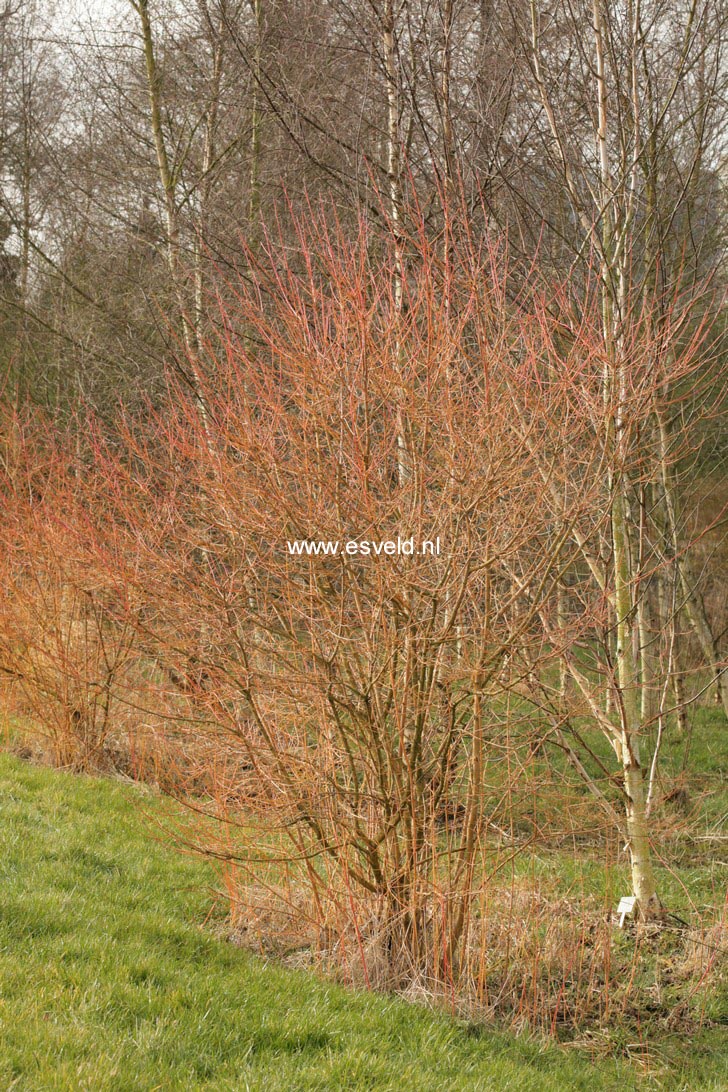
[0,415,139,770]
[2,205,720,1009]
[67,205,717,996]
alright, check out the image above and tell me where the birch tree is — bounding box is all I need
[519,0,727,916]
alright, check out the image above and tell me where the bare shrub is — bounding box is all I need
[91,210,631,990]
[0,416,138,770]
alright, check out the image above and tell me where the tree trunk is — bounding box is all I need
[613,461,661,916]
[622,753,661,916]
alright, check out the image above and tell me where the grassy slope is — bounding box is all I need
[0,755,724,1092]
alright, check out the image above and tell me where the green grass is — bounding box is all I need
[0,745,725,1090]
[0,753,644,1091]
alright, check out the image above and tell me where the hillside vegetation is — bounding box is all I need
[0,751,726,1091]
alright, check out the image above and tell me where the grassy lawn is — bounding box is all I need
[0,753,725,1090]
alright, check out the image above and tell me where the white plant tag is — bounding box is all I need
[617,895,637,927]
